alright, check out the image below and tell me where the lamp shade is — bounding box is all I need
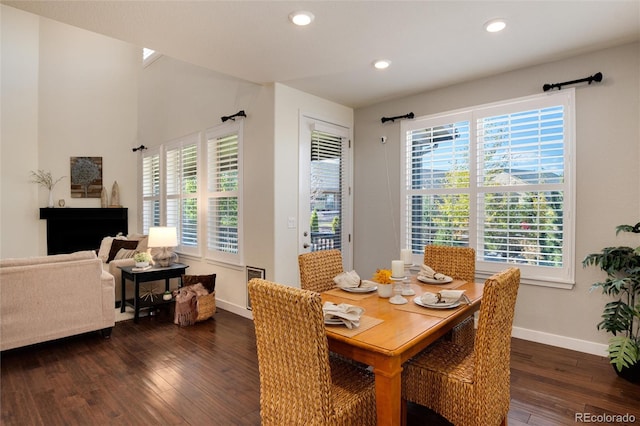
[148,226,178,248]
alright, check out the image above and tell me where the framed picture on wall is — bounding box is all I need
[246,266,266,310]
[70,156,103,198]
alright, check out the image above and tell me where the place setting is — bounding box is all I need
[393,288,471,318]
[322,301,384,337]
[328,270,379,300]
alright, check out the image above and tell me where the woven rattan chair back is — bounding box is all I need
[473,267,520,411]
[402,267,520,426]
[423,245,476,283]
[298,249,344,293]
[248,278,376,425]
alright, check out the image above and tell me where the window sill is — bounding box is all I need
[475,269,574,290]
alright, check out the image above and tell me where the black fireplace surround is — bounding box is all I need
[40,208,128,255]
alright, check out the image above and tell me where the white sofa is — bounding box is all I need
[0,251,115,351]
[98,234,180,305]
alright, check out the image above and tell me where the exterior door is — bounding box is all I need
[298,116,352,268]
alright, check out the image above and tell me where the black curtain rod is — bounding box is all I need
[221,110,247,122]
[132,145,147,152]
[381,112,414,124]
[543,72,602,92]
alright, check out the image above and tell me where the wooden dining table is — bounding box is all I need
[321,276,483,426]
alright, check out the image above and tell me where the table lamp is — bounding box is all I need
[148,226,178,267]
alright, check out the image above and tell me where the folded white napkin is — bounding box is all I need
[420,289,468,305]
[322,301,364,329]
[417,264,448,281]
[333,271,376,289]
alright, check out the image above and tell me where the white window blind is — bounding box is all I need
[401,90,575,287]
[205,122,242,264]
[165,134,199,254]
[141,149,161,235]
[310,129,344,252]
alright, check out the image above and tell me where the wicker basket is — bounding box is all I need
[196,291,216,322]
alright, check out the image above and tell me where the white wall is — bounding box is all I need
[138,55,275,317]
[1,6,40,258]
[353,42,640,355]
[1,5,140,257]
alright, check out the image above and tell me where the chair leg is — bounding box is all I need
[500,417,508,426]
[401,399,408,426]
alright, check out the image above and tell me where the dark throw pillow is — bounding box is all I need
[107,239,139,263]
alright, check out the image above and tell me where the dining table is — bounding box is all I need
[321,275,483,426]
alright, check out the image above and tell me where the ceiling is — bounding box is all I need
[3,1,639,108]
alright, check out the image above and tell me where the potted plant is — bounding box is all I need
[583,222,640,382]
[30,169,65,208]
[373,268,393,298]
[133,251,152,268]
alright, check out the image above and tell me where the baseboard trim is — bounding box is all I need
[511,326,608,357]
[216,300,253,320]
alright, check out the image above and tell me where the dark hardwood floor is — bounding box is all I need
[2,309,638,425]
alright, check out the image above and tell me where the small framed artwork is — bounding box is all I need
[246,266,266,310]
[70,156,102,198]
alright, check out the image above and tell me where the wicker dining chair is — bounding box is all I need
[248,278,376,426]
[298,249,344,293]
[402,267,520,426]
[424,245,477,349]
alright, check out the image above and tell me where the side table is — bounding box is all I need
[119,263,189,323]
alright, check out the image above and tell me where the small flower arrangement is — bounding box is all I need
[29,170,65,190]
[133,252,152,263]
[372,269,392,284]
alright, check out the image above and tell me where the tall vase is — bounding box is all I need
[101,187,108,208]
[111,181,120,207]
[48,190,54,208]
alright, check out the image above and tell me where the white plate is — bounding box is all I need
[413,296,461,309]
[324,317,344,325]
[340,286,377,293]
[416,275,453,284]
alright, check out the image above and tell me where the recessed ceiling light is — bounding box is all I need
[289,11,314,26]
[484,19,506,33]
[373,59,391,70]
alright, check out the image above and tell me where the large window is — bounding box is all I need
[401,90,575,287]
[140,123,243,265]
[141,148,161,235]
[165,134,199,255]
[205,122,242,264]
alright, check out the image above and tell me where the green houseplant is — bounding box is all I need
[583,222,640,382]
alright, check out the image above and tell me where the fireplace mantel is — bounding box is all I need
[40,208,128,255]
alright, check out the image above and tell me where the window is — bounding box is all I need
[205,122,243,264]
[309,128,345,252]
[142,48,162,67]
[401,90,575,287]
[141,148,161,235]
[165,133,199,255]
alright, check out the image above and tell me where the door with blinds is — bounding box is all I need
[298,117,351,267]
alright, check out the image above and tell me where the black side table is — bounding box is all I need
[119,263,189,323]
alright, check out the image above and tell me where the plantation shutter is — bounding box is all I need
[310,129,343,252]
[476,104,566,268]
[141,150,160,234]
[165,136,198,253]
[205,121,242,264]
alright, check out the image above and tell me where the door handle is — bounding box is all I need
[303,243,310,249]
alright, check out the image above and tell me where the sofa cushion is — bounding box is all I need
[0,250,96,268]
[107,240,139,263]
[98,235,126,262]
[114,248,137,261]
